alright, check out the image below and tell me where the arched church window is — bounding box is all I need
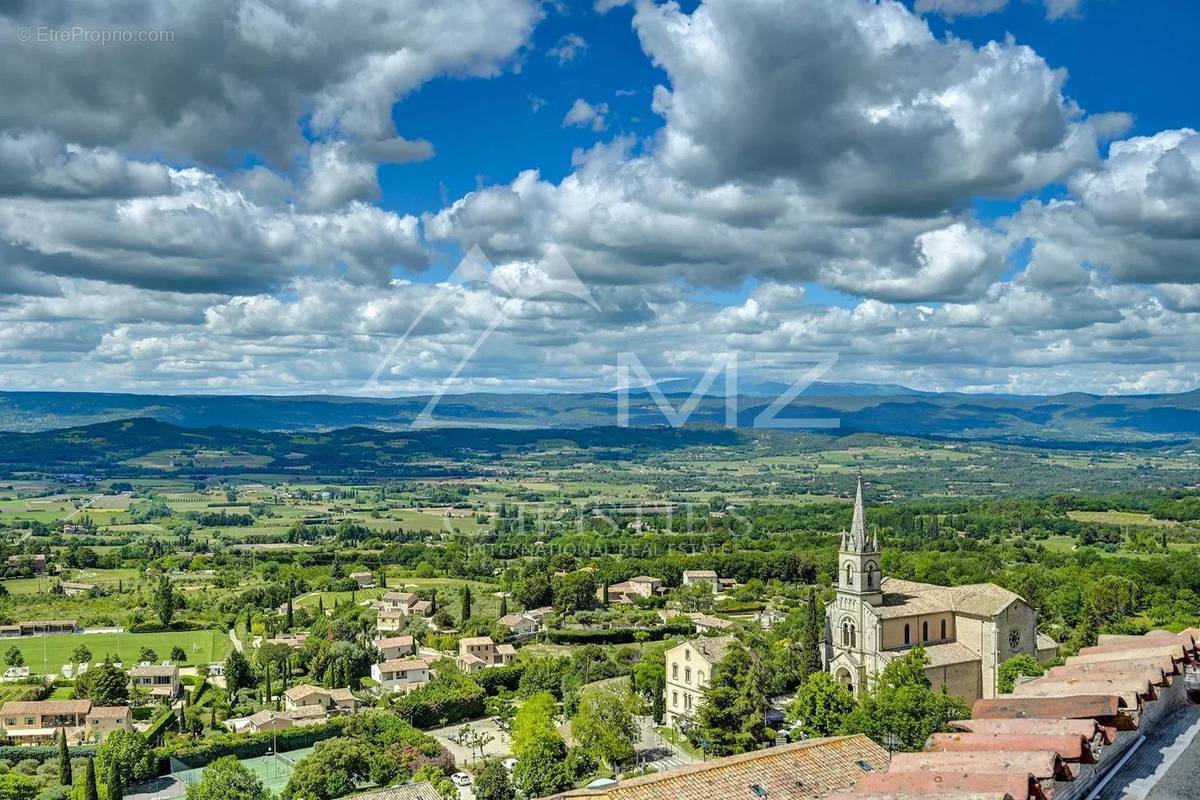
[844,563,853,586]
[850,624,857,648]
[922,621,929,642]
[904,623,910,645]
[865,562,876,588]
[940,619,947,640]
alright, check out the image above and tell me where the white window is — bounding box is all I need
[672,663,678,679]
[672,691,678,707]
[685,667,691,683]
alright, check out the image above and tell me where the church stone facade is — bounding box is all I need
[824,478,1057,703]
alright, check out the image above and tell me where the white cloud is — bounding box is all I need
[547,33,587,64]
[914,0,1083,20]
[0,0,540,167]
[563,99,610,132]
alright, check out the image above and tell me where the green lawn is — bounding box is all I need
[5,629,230,675]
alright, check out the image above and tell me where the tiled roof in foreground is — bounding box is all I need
[842,627,1200,800]
[545,734,888,800]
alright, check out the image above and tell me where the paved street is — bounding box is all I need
[634,717,698,774]
[1096,703,1200,800]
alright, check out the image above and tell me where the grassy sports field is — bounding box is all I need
[5,629,230,675]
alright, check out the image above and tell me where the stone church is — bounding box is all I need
[824,477,1057,702]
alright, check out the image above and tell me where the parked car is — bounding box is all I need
[451,772,472,787]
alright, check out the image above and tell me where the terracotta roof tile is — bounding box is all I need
[851,770,1037,800]
[546,734,888,800]
[949,717,1112,745]
[926,733,1094,763]
[888,751,1067,781]
[972,694,1124,721]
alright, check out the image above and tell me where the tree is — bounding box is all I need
[513,736,571,798]
[672,582,714,612]
[72,645,93,665]
[138,647,157,663]
[997,654,1046,694]
[800,588,823,679]
[691,642,766,756]
[224,649,255,697]
[512,692,561,756]
[842,646,971,751]
[499,595,508,618]
[571,686,642,769]
[58,726,72,785]
[789,672,854,738]
[282,738,372,800]
[461,584,473,623]
[474,760,515,800]
[4,646,23,668]
[153,575,176,627]
[78,758,99,800]
[76,662,129,707]
[94,730,154,800]
[552,571,597,614]
[184,756,270,800]
[171,646,188,663]
[631,643,668,724]
[509,692,572,794]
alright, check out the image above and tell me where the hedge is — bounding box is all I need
[390,674,486,728]
[473,663,525,695]
[0,745,97,763]
[547,620,693,645]
[144,708,179,746]
[156,716,351,771]
[127,620,213,633]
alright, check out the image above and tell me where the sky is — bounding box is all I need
[0,0,1198,397]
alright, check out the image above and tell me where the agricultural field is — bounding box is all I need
[1066,510,1180,527]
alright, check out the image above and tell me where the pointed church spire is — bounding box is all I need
[850,474,869,552]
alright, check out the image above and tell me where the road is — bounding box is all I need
[634,717,696,774]
[1096,703,1200,800]
[228,628,243,653]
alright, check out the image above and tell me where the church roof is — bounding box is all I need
[877,577,1023,619]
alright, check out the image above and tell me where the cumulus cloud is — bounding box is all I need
[563,99,610,132]
[633,0,1117,214]
[0,0,541,167]
[0,166,427,294]
[1010,129,1200,286]
[0,131,172,198]
[0,0,1195,397]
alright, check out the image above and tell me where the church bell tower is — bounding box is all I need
[837,475,882,607]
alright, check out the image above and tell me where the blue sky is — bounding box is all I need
[0,0,1198,396]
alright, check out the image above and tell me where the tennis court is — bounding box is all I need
[124,747,313,799]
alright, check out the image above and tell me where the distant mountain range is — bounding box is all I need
[1,386,1199,447]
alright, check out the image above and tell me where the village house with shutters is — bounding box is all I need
[825,477,1057,702]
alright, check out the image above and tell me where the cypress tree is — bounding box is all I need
[460,585,472,623]
[499,595,508,617]
[81,758,98,800]
[286,594,294,630]
[105,765,122,800]
[801,587,823,678]
[57,727,72,785]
